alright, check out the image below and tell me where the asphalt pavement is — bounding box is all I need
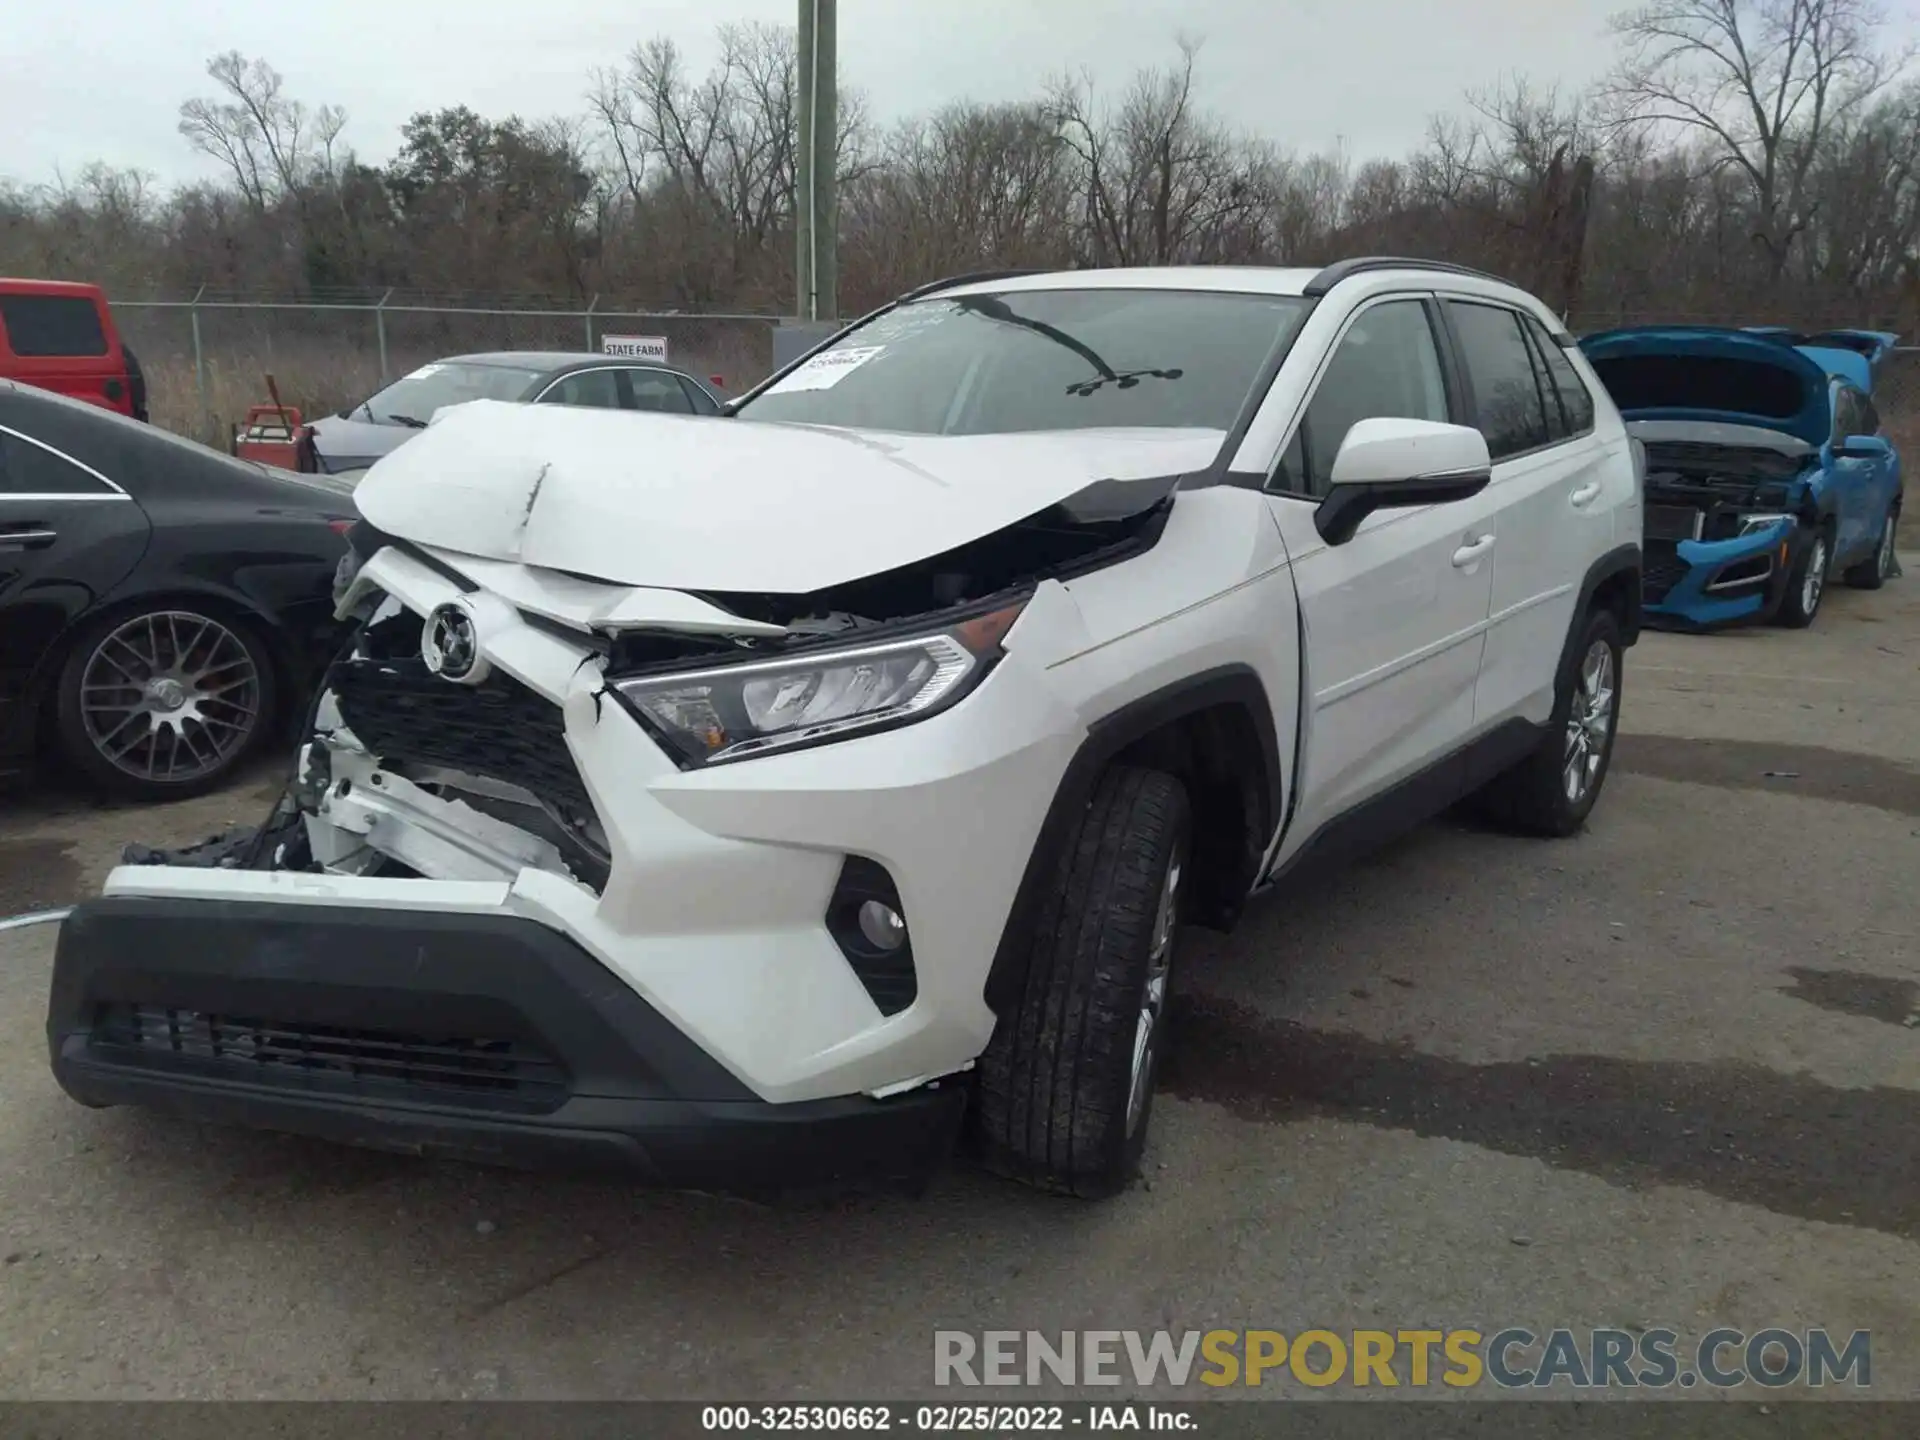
[0,565,1915,1401]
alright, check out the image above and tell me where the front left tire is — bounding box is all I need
[974,765,1191,1198]
[1774,528,1830,628]
[53,604,279,802]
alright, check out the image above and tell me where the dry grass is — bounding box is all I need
[147,348,378,443]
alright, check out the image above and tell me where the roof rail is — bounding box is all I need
[898,269,1048,302]
[1302,256,1508,298]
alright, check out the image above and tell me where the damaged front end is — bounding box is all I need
[1579,326,1839,630]
[1634,426,1817,628]
[128,474,1174,886]
[123,602,616,890]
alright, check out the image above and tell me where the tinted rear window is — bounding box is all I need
[1588,355,1804,420]
[0,295,110,357]
[1446,301,1551,459]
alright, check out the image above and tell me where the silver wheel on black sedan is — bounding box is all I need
[64,609,272,795]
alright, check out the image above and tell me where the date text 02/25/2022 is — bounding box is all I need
[700,1405,1191,1431]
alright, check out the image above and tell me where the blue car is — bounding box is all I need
[1579,326,1903,630]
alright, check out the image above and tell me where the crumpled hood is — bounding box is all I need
[350,400,1220,593]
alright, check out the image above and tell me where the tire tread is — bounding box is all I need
[975,765,1188,1198]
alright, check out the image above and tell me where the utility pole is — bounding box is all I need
[795,0,838,321]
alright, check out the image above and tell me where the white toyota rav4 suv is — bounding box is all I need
[49,258,1642,1199]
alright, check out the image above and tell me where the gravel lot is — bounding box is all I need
[0,565,1915,1402]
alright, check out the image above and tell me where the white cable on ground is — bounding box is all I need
[0,908,73,933]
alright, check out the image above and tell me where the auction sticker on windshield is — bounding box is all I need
[769,345,885,393]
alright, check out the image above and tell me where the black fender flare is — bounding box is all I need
[981,664,1283,1018]
[1528,543,1642,744]
[1575,542,1643,647]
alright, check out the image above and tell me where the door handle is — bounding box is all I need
[0,526,56,551]
[1569,481,1602,508]
[1451,534,1496,568]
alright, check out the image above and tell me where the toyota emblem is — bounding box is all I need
[421,601,484,684]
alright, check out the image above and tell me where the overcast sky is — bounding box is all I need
[3,0,1908,188]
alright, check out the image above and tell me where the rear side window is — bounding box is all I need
[1521,314,1595,437]
[678,376,721,415]
[0,295,110,357]
[1446,301,1551,460]
[0,427,115,494]
[624,370,696,415]
[540,370,623,409]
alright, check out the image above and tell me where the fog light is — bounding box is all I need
[827,857,916,1015]
[858,900,907,951]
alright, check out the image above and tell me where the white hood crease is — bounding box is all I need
[351,400,1221,596]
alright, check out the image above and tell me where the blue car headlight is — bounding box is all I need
[1737,512,1795,537]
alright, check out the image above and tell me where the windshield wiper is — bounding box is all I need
[955,295,1183,397]
[1065,367,1184,397]
[383,413,429,429]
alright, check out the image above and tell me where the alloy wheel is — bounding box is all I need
[1803,537,1827,615]
[77,611,263,784]
[1125,839,1185,1137]
[1562,639,1615,805]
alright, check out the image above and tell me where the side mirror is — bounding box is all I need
[1313,418,1494,545]
[1837,434,1891,460]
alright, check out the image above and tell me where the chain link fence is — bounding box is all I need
[1871,350,1920,457]
[113,292,788,444]
[113,291,1919,457]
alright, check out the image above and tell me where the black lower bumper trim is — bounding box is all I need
[48,897,966,1192]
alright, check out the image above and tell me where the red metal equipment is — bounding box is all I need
[232,375,317,472]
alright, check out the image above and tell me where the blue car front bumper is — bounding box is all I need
[1643,519,1801,630]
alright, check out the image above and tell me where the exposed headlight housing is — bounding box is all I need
[1739,512,1795,537]
[613,600,1025,767]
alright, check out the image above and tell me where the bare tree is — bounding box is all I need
[1601,0,1905,277]
[7,25,1920,354]
[841,101,1075,301]
[177,52,345,212]
[1048,40,1267,266]
[589,22,868,305]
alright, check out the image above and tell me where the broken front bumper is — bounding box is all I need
[47,895,966,1189]
[1642,519,1801,630]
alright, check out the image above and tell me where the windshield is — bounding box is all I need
[736,288,1310,439]
[354,361,544,425]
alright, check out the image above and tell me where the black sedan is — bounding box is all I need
[308,351,725,473]
[0,380,356,801]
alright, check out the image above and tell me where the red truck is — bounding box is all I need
[0,278,146,421]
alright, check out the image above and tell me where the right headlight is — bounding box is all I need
[612,599,1025,767]
[1738,512,1795,536]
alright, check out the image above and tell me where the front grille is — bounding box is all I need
[1643,542,1690,604]
[328,655,594,816]
[91,1003,570,1109]
[1645,504,1702,542]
